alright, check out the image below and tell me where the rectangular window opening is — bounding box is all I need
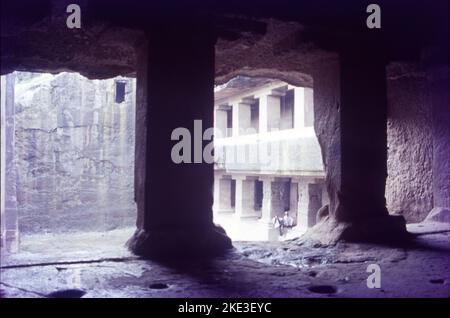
[115,81,126,103]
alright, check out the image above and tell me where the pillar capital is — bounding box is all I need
[258,175,275,182]
[232,175,247,181]
[290,177,301,184]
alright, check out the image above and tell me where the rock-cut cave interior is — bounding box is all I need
[0,0,449,299]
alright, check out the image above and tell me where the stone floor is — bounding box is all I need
[214,213,307,241]
[0,222,449,298]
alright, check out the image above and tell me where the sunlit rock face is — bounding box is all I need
[13,72,136,234]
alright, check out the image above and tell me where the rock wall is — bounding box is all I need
[386,64,433,223]
[13,72,136,234]
[429,65,450,211]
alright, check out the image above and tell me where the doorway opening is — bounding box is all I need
[213,76,327,241]
[0,71,137,261]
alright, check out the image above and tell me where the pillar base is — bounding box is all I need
[302,214,410,245]
[126,225,233,259]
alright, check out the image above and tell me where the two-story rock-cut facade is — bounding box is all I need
[213,77,329,241]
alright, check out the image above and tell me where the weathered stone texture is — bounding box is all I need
[0,1,143,79]
[429,65,450,210]
[12,72,136,233]
[386,64,433,223]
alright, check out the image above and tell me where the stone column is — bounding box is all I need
[338,51,388,223]
[260,95,280,133]
[260,176,275,222]
[304,87,315,127]
[289,180,298,222]
[259,96,268,134]
[219,178,234,213]
[231,103,238,137]
[297,180,323,229]
[428,64,450,220]
[127,16,232,258]
[233,176,255,219]
[267,95,281,132]
[1,75,5,250]
[213,173,221,216]
[215,109,228,138]
[293,87,305,129]
[296,180,309,229]
[309,44,407,243]
[308,183,323,227]
[1,73,19,253]
[233,176,244,219]
[233,102,251,136]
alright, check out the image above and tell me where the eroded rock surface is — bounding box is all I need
[386,63,433,223]
[13,72,137,233]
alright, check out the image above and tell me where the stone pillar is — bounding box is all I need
[259,96,268,134]
[339,51,390,222]
[213,173,221,216]
[304,87,315,127]
[293,87,305,129]
[127,16,232,258]
[233,176,255,219]
[260,95,280,133]
[309,44,407,243]
[267,95,281,132]
[221,178,233,211]
[308,183,323,227]
[289,180,298,222]
[231,104,238,137]
[215,109,228,138]
[243,179,256,217]
[297,180,309,229]
[429,65,450,216]
[233,176,244,218]
[214,176,234,214]
[1,75,5,250]
[260,176,275,222]
[1,73,19,253]
[233,102,251,136]
[297,181,324,229]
